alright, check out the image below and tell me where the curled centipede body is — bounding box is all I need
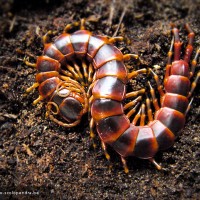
[26,20,200,172]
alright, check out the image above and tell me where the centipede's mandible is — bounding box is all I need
[25,19,199,172]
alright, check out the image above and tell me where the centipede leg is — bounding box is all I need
[72,61,85,86]
[42,30,58,44]
[184,23,195,63]
[63,21,80,33]
[172,27,182,61]
[148,81,160,111]
[89,117,97,148]
[81,61,89,85]
[123,53,139,62]
[149,158,162,170]
[121,156,129,173]
[88,63,95,85]
[128,68,147,80]
[33,95,44,105]
[140,104,146,126]
[146,95,153,122]
[64,63,82,82]
[125,100,141,120]
[101,141,110,161]
[164,37,174,85]
[108,36,124,43]
[26,82,39,93]
[149,69,165,98]
[187,71,200,98]
[185,97,194,115]
[125,88,145,99]
[190,47,200,78]
[131,107,141,125]
[25,60,36,68]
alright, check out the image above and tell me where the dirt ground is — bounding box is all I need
[0,0,199,199]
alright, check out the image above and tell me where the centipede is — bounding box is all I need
[25,19,200,172]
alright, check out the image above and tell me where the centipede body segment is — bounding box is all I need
[26,19,200,172]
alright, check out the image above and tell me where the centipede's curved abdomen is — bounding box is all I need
[26,21,199,171]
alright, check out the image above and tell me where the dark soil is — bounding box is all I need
[0,0,199,199]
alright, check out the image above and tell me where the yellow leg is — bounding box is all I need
[146,96,153,122]
[128,68,147,80]
[149,158,162,170]
[187,71,200,98]
[63,21,80,33]
[121,156,129,173]
[89,118,97,148]
[123,53,139,61]
[26,82,39,93]
[88,63,94,85]
[140,104,146,126]
[33,95,43,105]
[126,103,140,121]
[80,18,86,30]
[125,89,145,99]
[131,108,141,125]
[101,141,110,161]
[190,47,200,78]
[108,36,124,43]
[148,81,160,111]
[124,96,142,110]
[42,30,57,44]
[149,69,165,97]
[25,60,36,68]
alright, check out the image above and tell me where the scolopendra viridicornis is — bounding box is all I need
[25,19,200,172]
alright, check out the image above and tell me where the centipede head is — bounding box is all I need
[46,79,88,128]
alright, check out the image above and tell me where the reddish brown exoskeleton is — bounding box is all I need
[26,20,199,172]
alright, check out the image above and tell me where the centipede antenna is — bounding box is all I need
[49,114,81,128]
